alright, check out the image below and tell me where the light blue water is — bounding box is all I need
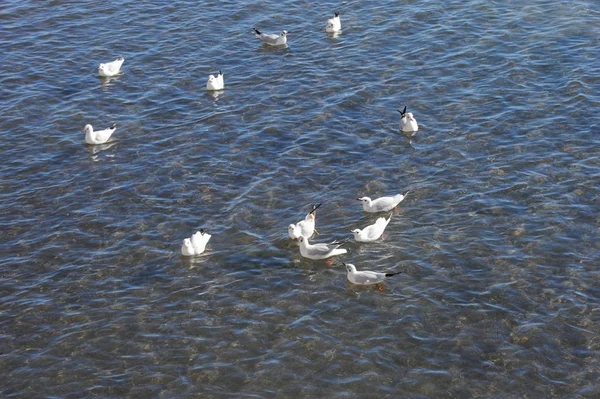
[1,0,599,397]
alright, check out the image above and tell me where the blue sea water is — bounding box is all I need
[1,0,599,397]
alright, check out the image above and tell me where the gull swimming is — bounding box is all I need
[253,28,288,46]
[288,203,321,240]
[344,263,402,286]
[98,57,124,77]
[398,106,419,132]
[84,123,117,145]
[325,12,342,33]
[298,236,348,260]
[357,191,409,213]
[352,214,392,242]
[181,229,212,256]
[206,71,224,91]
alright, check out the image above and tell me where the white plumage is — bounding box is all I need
[398,106,419,132]
[326,12,342,33]
[357,191,409,213]
[181,230,212,256]
[344,263,401,286]
[84,123,117,145]
[98,57,124,77]
[288,203,321,240]
[352,214,392,242]
[297,236,348,260]
[206,71,224,91]
[253,28,288,46]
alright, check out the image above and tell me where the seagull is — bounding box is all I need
[288,203,321,240]
[352,213,392,242]
[84,123,117,145]
[344,263,401,286]
[98,57,124,77]
[253,28,288,46]
[297,236,348,260]
[398,106,419,132]
[325,12,342,33]
[181,229,212,256]
[357,191,409,213]
[206,70,224,91]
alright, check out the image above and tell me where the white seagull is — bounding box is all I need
[206,71,224,91]
[181,229,212,256]
[344,263,401,286]
[98,57,124,77]
[288,203,321,240]
[352,214,392,242]
[398,106,419,132]
[325,12,342,33]
[298,236,348,260]
[253,28,288,46]
[357,191,409,213]
[84,123,117,145]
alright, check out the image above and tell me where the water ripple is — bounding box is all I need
[1,0,600,397]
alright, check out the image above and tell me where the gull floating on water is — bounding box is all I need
[357,191,409,213]
[344,263,401,286]
[253,28,288,46]
[325,12,342,33]
[352,214,392,242]
[398,106,419,133]
[98,57,124,77]
[288,203,321,240]
[298,236,348,260]
[84,123,117,145]
[181,229,212,256]
[206,71,224,91]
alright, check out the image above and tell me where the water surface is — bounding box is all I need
[1,0,600,397]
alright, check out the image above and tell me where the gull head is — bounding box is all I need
[117,56,124,62]
[98,64,105,72]
[208,75,216,82]
[406,112,415,121]
[357,196,371,205]
[351,229,362,238]
[281,30,288,37]
[334,12,340,17]
[288,224,298,239]
[182,238,195,254]
[344,263,357,273]
[297,235,307,245]
[84,124,93,134]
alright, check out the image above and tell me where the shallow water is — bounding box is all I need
[1,0,600,397]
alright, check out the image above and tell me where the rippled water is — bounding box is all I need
[1,0,600,397]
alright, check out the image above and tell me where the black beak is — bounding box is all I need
[310,203,322,214]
